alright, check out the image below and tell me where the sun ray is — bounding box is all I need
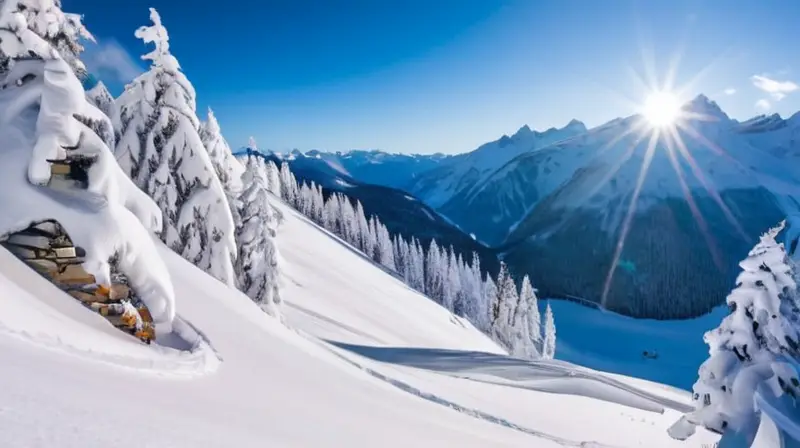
[669,125,749,242]
[580,128,651,204]
[597,118,649,155]
[673,46,739,100]
[664,127,724,269]
[601,129,660,309]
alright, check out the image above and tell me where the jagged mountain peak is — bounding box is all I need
[512,124,533,139]
[682,94,729,121]
[564,118,587,132]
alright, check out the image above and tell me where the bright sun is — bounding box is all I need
[642,91,681,127]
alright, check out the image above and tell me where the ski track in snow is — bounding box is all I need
[298,329,621,448]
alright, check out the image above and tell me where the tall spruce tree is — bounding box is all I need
[236,155,282,317]
[670,221,800,443]
[113,8,236,286]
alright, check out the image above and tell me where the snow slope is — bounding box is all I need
[0,196,720,447]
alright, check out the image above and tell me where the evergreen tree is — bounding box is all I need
[492,262,518,351]
[16,0,93,78]
[508,275,540,359]
[519,275,542,355]
[86,81,114,117]
[482,275,498,333]
[265,160,281,196]
[426,240,444,303]
[376,222,396,271]
[542,302,556,360]
[279,162,298,205]
[236,155,282,317]
[393,235,407,280]
[464,252,487,330]
[443,248,461,313]
[200,107,244,280]
[113,8,236,286]
[670,221,800,443]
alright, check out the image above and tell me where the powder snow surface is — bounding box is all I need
[0,196,724,447]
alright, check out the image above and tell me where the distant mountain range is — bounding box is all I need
[235,149,499,277]
[258,96,800,319]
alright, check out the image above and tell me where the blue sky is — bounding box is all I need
[71,0,799,154]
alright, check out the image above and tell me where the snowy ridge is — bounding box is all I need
[411,119,588,208]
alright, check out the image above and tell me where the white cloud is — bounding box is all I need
[81,38,143,85]
[724,88,736,95]
[755,99,771,111]
[751,74,798,101]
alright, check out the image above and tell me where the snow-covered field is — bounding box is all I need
[0,198,721,447]
[551,299,728,390]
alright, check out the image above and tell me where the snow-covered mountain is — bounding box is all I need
[269,148,450,192]
[1,195,725,447]
[440,95,800,318]
[409,119,588,209]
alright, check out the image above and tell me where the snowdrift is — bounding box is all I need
[0,194,720,447]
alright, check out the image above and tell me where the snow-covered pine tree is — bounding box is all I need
[376,222,396,271]
[236,155,282,317]
[86,80,114,116]
[393,235,406,279]
[409,237,425,292]
[16,0,93,78]
[444,248,461,313]
[201,108,244,200]
[113,8,236,287]
[337,195,355,244]
[200,107,245,280]
[492,262,518,351]
[322,191,337,231]
[354,202,370,253]
[508,275,539,359]
[465,252,488,331]
[298,181,312,216]
[482,275,498,333]
[265,160,281,197]
[669,221,800,443]
[542,302,556,360]
[309,182,323,223]
[520,275,542,356]
[9,2,114,153]
[279,162,298,205]
[367,215,379,261]
[454,253,468,316]
[80,80,115,148]
[426,240,444,303]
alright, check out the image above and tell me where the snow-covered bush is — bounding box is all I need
[670,221,800,442]
[0,2,175,326]
[113,8,236,287]
[236,155,282,317]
